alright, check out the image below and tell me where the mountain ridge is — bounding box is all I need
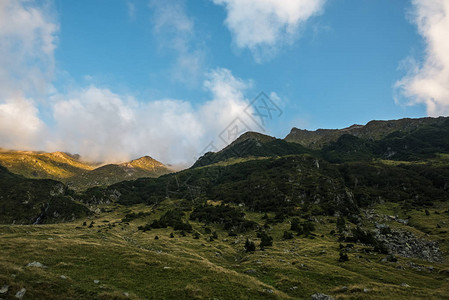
[285,116,449,149]
[0,149,172,190]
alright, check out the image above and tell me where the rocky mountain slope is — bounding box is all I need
[285,116,448,149]
[0,165,89,224]
[0,150,172,190]
[192,131,311,168]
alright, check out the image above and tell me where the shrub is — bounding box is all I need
[190,204,257,233]
[259,232,273,250]
[336,216,346,233]
[339,251,349,262]
[245,238,256,252]
[283,231,294,240]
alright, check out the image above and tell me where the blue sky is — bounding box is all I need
[0,0,448,165]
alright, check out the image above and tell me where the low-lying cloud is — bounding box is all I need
[212,0,326,62]
[47,68,257,165]
[395,0,449,116]
[0,0,267,166]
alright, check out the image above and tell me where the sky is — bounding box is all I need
[0,0,449,166]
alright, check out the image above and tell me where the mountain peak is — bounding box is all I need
[121,155,166,171]
[224,131,276,150]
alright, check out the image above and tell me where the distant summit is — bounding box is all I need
[0,150,172,190]
[121,155,167,171]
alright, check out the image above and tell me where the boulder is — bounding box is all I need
[0,285,9,295]
[15,288,26,299]
[26,261,45,268]
[311,293,334,300]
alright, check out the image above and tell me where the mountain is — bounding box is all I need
[0,150,172,190]
[0,165,89,224]
[67,156,172,190]
[0,149,97,179]
[193,116,449,169]
[322,117,449,162]
[285,116,449,149]
[1,116,449,299]
[191,131,311,168]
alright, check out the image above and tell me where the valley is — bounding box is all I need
[1,116,449,299]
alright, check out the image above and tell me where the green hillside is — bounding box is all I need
[285,116,448,149]
[1,116,449,299]
[0,166,89,225]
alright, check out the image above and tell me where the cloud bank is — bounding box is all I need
[395,0,449,116]
[0,0,56,150]
[48,68,257,165]
[0,0,271,166]
[212,0,326,61]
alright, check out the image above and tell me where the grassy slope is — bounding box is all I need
[0,150,96,179]
[1,201,448,299]
[0,166,90,225]
[0,150,172,191]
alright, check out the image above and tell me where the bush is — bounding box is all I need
[190,204,257,233]
[147,209,192,232]
[339,251,349,262]
[283,231,294,240]
[245,238,256,252]
[336,216,346,233]
[259,232,273,250]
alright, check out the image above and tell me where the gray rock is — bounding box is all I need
[123,292,129,297]
[374,230,442,262]
[311,293,334,300]
[15,288,26,299]
[0,285,9,294]
[244,269,257,274]
[26,261,45,268]
[401,283,410,287]
[60,275,67,279]
[94,280,100,284]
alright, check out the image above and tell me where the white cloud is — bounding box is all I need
[0,1,270,166]
[212,0,326,62]
[0,96,46,150]
[48,68,257,165]
[126,0,136,19]
[0,0,58,98]
[395,0,449,117]
[0,0,56,150]
[149,0,206,84]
